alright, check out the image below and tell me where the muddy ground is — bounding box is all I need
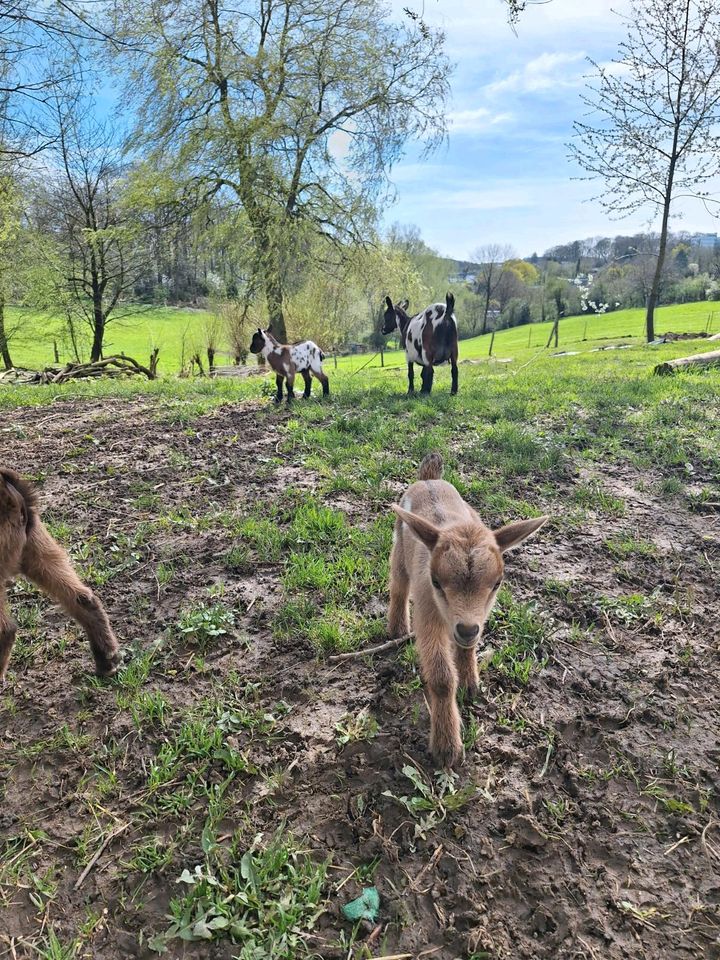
[1,395,719,959]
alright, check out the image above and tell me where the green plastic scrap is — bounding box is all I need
[341,886,380,922]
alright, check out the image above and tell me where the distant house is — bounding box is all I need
[448,273,477,287]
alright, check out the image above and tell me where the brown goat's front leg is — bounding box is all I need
[388,532,410,638]
[21,523,121,677]
[0,588,18,684]
[454,644,479,699]
[416,616,462,768]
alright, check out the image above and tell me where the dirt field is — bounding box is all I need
[1,385,719,960]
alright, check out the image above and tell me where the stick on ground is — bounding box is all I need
[74,823,130,890]
[327,634,414,663]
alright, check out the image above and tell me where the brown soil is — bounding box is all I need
[1,396,719,959]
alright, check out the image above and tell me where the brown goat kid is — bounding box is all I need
[389,454,548,768]
[0,468,121,682]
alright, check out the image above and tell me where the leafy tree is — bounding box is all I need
[0,171,22,367]
[671,243,691,275]
[502,298,531,328]
[112,0,450,342]
[571,0,720,341]
[503,258,539,286]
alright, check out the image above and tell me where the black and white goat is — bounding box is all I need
[383,293,459,395]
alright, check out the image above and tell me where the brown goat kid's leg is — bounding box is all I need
[388,533,410,638]
[0,588,18,683]
[314,371,330,396]
[21,523,121,677]
[285,372,296,402]
[454,644,479,699]
[416,616,463,768]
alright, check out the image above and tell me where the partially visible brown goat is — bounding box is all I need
[389,453,548,768]
[0,468,121,682]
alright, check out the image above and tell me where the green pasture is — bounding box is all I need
[4,298,720,375]
[5,305,217,372]
[1,304,718,960]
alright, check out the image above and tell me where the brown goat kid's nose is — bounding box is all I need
[456,622,480,640]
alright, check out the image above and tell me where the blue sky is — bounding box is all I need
[384,0,720,261]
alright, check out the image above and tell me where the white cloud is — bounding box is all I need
[448,106,514,133]
[422,180,538,211]
[484,51,588,97]
[328,129,351,160]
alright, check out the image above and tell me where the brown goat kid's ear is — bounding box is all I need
[494,515,548,553]
[391,504,441,550]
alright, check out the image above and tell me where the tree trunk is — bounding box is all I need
[90,315,105,363]
[264,271,287,342]
[654,349,720,375]
[0,295,12,370]
[546,318,559,349]
[645,190,674,343]
[90,285,105,362]
[480,286,491,336]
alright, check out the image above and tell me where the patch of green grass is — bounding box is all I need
[124,836,175,874]
[225,544,253,573]
[31,928,80,960]
[130,690,169,731]
[598,592,654,625]
[488,587,549,685]
[572,480,626,517]
[658,476,684,496]
[641,781,694,816]
[605,533,658,559]
[176,602,236,648]
[305,609,386,656]
[334,708,379,746]
[382,765,485,840]
[147,828,327,956]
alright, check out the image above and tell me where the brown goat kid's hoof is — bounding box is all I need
[96,649,124,678]
[431,739,465,770]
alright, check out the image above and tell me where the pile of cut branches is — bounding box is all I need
[0,353,158,385]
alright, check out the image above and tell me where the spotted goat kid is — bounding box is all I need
[388,453,548,767]
[0,468,121,683]
[249,326,329,403]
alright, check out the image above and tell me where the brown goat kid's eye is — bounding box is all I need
[431,577,442,591]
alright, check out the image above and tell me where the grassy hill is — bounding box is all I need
[4,299,720,375]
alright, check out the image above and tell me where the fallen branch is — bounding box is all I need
[0,354,158,385]
[327,633,414,662]
[74,823,130,890]
[654,349,720,375]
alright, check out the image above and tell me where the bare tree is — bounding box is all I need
[472,243,515,335]
[0,2,128,160]
[40,96,148,362]
[572,0,720,342]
